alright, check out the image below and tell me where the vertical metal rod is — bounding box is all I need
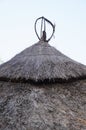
[40,18,43,38]
[44,18,46,32]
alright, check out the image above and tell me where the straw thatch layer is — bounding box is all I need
[0,80,86,130]
[0,41,86,83]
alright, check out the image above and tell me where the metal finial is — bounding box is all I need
[34,16,55,42]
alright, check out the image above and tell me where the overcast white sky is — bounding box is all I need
[0,0,86,65]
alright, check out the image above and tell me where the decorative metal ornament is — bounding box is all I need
[34,16,55,42]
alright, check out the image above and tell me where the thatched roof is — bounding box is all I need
[0,17,86,130]
[0,79,86,130]
[0,40,86,83]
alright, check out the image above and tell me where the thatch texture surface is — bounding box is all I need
[0,41,86,83]
[0,80,86,130]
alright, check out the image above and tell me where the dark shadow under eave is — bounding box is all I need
[0,75,86,85]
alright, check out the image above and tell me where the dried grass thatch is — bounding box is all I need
[0,79,86,130]
[0,40,86,83]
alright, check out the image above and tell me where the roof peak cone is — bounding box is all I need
[0,17,86,83]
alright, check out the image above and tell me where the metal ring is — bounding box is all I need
[34,16,55,42]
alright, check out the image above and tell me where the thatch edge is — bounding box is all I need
[0,75,86,85]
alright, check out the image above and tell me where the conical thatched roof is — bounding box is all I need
[0,40,86,83]
[0,17,86,130]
